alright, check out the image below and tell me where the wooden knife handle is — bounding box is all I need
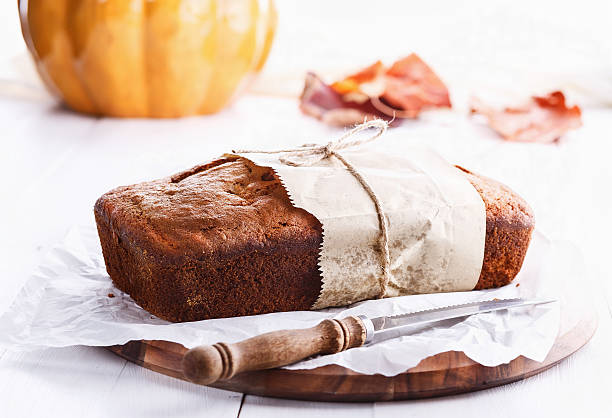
[182,316,367,385]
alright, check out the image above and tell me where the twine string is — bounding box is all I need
[233,119,391,299]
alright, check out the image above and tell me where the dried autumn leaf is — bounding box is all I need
[381,54,452,118]
[470,91,582,143]
[331,61,384,95]
[300,72,395,127]
[300,54,451,127]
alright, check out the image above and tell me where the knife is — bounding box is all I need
[182,298,555,385]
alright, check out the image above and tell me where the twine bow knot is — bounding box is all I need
[233,119,392,299]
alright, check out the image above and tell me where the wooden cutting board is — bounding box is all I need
[107,302,597,402]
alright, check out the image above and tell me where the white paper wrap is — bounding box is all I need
[0,225,562,376]
[239,146,486,308]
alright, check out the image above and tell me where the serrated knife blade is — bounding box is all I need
[360,298,556,345]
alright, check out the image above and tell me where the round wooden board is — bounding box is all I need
[107,303,597,402]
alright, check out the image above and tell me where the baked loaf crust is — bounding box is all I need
[456,166,534,290]
[95,157,534,322]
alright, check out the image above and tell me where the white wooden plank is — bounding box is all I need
[0,98,99,313]
[0,346,127,418]
[0,346,243,418]
[99,359,243,418]
[239,395,373,418]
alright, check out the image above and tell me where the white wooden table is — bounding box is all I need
[1,1,611,417]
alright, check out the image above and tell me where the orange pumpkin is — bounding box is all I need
[18,0,277,118]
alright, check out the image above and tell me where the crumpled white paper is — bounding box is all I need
[0,224,561,376]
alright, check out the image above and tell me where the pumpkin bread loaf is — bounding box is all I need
[94,157,534,322]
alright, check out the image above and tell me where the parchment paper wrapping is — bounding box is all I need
[238,146,486,309]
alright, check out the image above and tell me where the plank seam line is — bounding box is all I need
[236,394,246,418]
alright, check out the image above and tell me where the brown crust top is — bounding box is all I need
[95,158,534,322]
[95,157,322,261]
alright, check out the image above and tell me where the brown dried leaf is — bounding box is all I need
[331,61,384,95]
[470,91,582,143]
[300,72,396,127]
[381,54,451,117]
[300,54,451,126]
